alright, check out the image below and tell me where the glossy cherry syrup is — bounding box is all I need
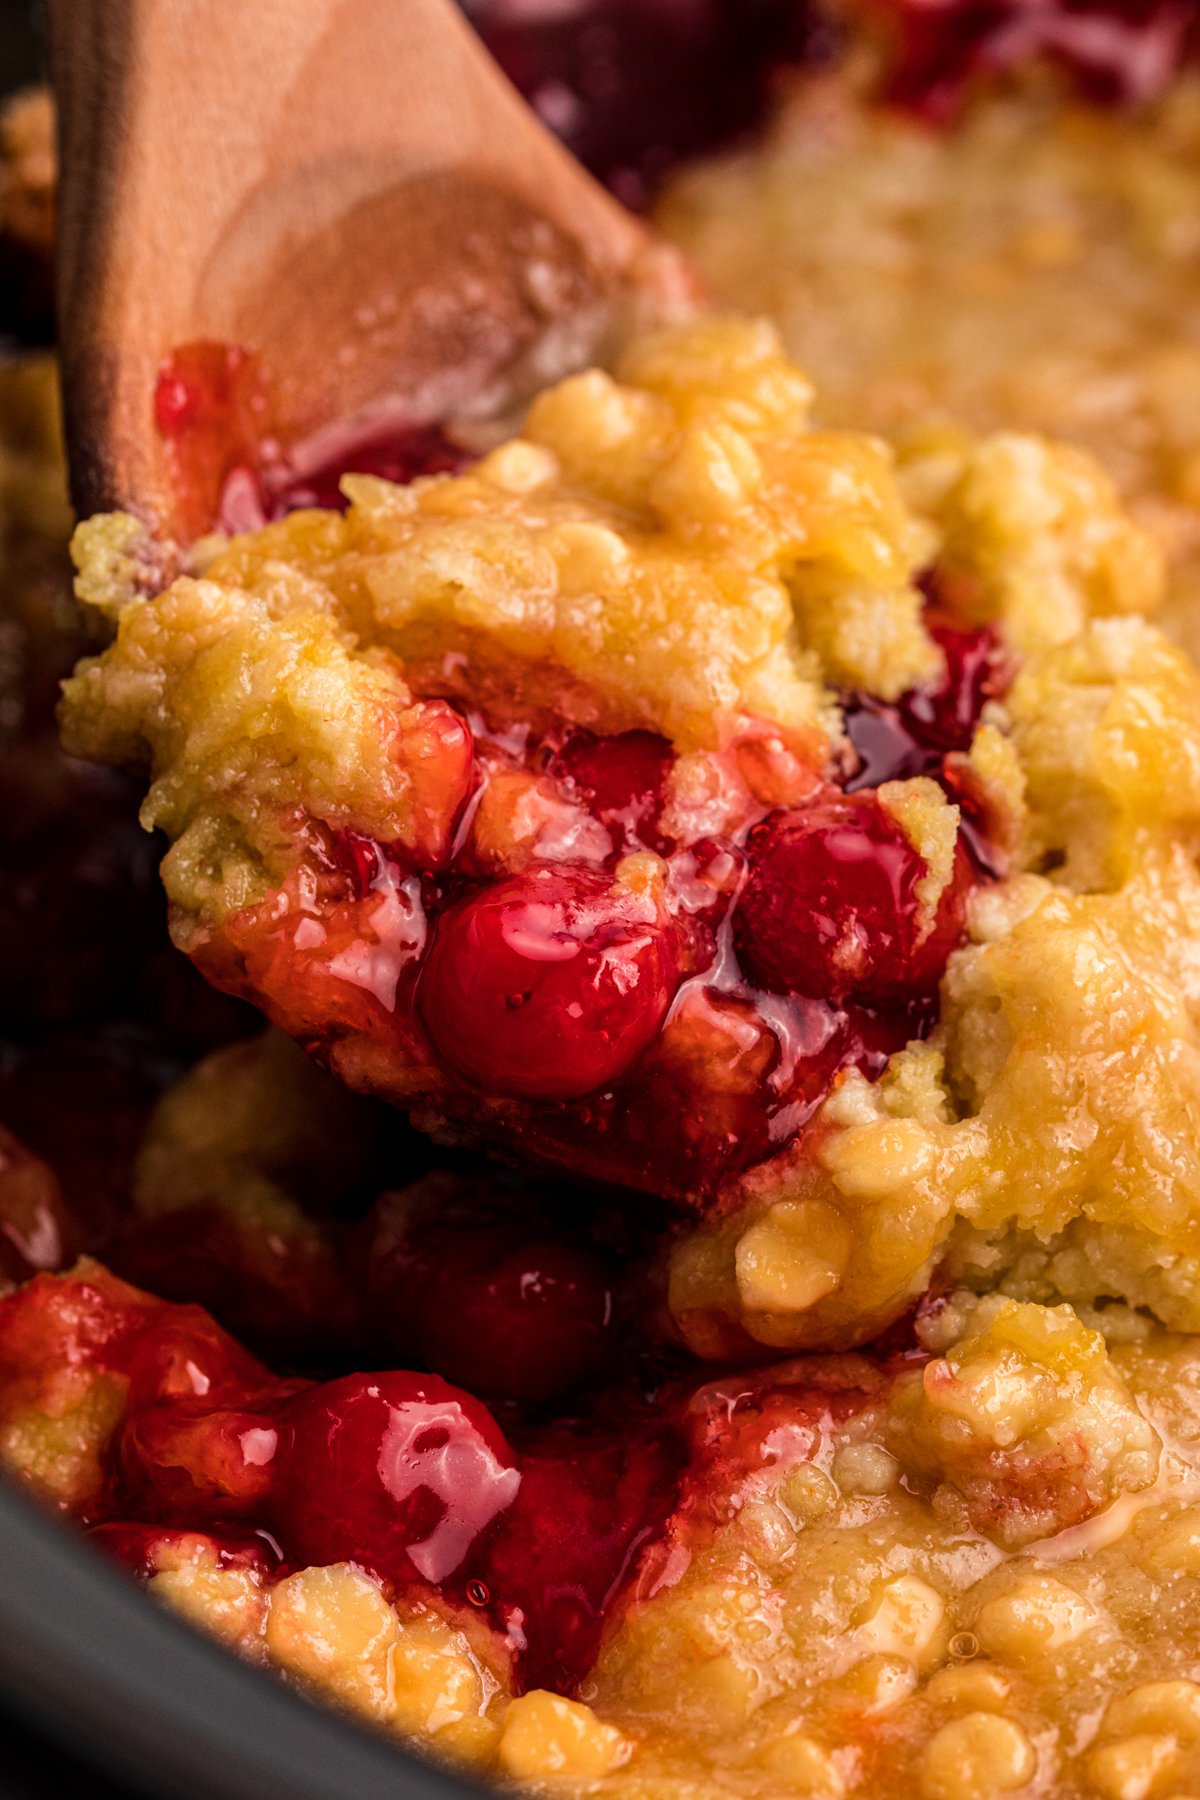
[735,795,969,1006]
[555,729,674,849]
[843,613,1004,791]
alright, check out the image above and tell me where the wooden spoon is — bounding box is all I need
[47,0,684,543]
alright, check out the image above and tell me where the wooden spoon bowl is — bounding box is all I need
[49,0,684,543]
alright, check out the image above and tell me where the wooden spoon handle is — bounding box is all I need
[49,0,650,532]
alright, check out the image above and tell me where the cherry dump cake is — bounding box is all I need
[9,5,1200,1797]
[60,312,1195,1360]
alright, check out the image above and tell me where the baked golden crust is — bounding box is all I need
[656,66,1200,653]
[59,316,1200,1355]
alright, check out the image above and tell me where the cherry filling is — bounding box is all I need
[193,610,1004,1201]
[359,1201,619,1405]
[152,344,1006,1199]
[270,1373,522,1586]
[843,613,1005,790]
[154,343,473,540]
[44,1265,903,1697]
[270,1371,683,1692]
[418,865,681,1102]
[3,1269,925,1699]
[0,1259,670,1696]
[555,729,674,850]
[735,796,970,1007]
[112,1343,684,1694]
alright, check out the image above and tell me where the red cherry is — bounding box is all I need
[418,865,679,1100]
[735,796,967,1005]
[557,730,673,843]
[371,1217,616,1404]
[270,1372,520,1587]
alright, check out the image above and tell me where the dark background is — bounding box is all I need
[0,0,38,90]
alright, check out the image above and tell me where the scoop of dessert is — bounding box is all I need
[61,314,1200,1353]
